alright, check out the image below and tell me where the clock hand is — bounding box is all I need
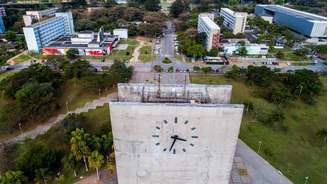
[175,137,187,141]
[169,138,177,152]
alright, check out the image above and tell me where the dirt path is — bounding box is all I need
[129,40,144,64]
[2,92,118,145]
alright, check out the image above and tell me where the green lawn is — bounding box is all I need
[190,74,327,184]
[13,54,32,63]
[139,46,156,62]
[107,38,139,62]
[0,71,16,81]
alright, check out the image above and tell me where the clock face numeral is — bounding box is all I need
[152,118,198,154]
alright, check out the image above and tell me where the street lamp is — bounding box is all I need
[66,101,69,113]
[18,122,23,135]
[257,141,262,153]
[305,176,309,184]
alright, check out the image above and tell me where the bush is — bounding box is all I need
[162,57,172,64]
[153,65,162,72]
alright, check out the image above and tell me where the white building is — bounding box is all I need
[221,43,269,55]
[23,12,74,53]
[113,28,128,39]
[197,13,220,51]
[23,8,58,26]
[220,8,247,35]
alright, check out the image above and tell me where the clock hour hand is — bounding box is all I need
[169,138,177,152]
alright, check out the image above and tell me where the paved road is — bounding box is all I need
[1,92,118,145]
[236,140,293,184]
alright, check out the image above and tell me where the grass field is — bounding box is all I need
[107,38,139,62]
[190,74,327,184]
[13,54,32,63]
[139,46,156,62]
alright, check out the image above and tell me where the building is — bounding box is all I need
[23,12,75,53]
[42,28,119,56]
[109,83,244,184]
[23,8,59,26]
[113,28,128,39]
[220,8,247,35]
[221,43,269,55]
[115,0,127,4]
[197,13,220,51]
[255,4,327,43]
[0,7,6,34]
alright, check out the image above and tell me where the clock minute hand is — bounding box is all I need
[175,137,187,141]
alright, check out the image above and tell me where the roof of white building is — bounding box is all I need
[257,4,327,22]
[201,16,220,30]
[221,8,247,17]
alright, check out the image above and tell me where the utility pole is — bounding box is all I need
[257,141,262,153]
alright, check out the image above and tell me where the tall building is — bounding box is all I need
[23,8,59,26]
[23,12,74,53]
[220,8,247,35]
[255,4,327,43]
[0,7,6,34]
[109,83,244,184]
[197,13,220,51]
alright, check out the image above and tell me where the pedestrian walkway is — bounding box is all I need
[2,92,118,145]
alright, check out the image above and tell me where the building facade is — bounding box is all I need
[198,13,220,51]
[109,83,244,184]
[220,8,247,35]
[0,7,6,34]
[113,28,128,39]
[255,5,327,43]
[23,12,74,53]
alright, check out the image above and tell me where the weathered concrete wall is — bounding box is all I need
[109,102,244,184]
[117,83,232,104]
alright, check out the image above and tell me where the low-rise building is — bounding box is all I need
[255,4,327,43]
[221,43,269,55]
[23,12,75,53]
[113,28,128,39]
[42,28,119,56]
[197,13,220,51]
[220,8,247,35]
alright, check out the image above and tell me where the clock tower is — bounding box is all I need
[109,83,244,184]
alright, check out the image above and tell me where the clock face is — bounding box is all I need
[152,117,198,154]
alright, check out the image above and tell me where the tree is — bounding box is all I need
[276,51,284,59]
[168,66,174,73]
[186,43,205,58]
[316,128,327,143]
[214,16,224,27]
[0,170,26,184]
[70,128,91,172]
[34,168,51,184]
[88,151,105,180]
[207,48,219,57]
[246,66,276,87]
[63,60,95,79]
[4,31,17,41]
[201,67,212,73]
[238,46,247,56]
[284,69,322,103]
[170,0,189,18]
[66,48,79,60]
[144,0,161,11]
[294,48,309,58]
[16,143,62,180]
[62,153,79,177]
[153,65,162,72]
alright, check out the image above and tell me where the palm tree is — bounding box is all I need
[88,151,104,180]
[70,128,91,172]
